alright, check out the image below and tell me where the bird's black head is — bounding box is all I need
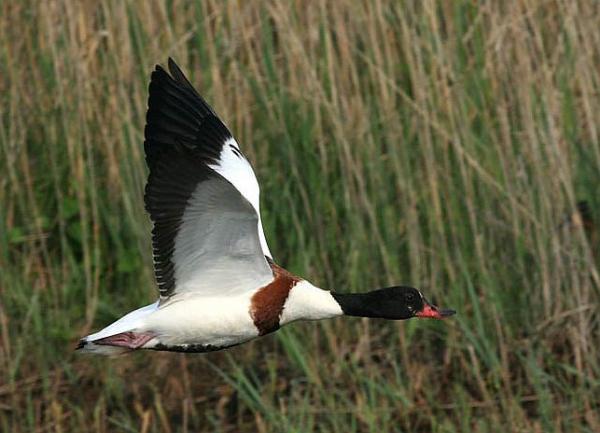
[332,286,456,320]
[366,286,424,319]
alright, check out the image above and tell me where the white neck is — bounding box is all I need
[279,280,343,325]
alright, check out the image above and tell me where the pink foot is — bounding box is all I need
[94,331,155,349]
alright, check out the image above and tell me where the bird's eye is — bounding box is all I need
[405,293,415,302]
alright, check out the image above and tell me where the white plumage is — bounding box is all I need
[208,137,273,258]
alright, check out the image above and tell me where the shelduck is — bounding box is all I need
[77,59,455,355]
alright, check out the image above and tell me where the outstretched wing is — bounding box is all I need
[144,58,273,299]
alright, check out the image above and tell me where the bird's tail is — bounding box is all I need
[76,301,159,356]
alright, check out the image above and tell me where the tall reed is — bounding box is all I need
[1,1,598,431]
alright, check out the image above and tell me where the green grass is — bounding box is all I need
[1,0,599,431]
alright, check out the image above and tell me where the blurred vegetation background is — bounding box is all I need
[1,0,599,432]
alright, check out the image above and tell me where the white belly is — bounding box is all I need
[140,293,259,349]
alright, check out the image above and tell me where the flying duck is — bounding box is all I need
[77,59,455,355]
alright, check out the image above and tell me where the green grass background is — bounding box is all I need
[1,1,599,432]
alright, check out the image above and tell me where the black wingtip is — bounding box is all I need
[152,58,180,81]
[167,58,196,91]
[152,58,186,79]
[167,58,184,82]
[167,57,178,73]
[75,339,86,350]
[144,58,226,173]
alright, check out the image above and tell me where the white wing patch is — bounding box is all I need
[208,138,273,259]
